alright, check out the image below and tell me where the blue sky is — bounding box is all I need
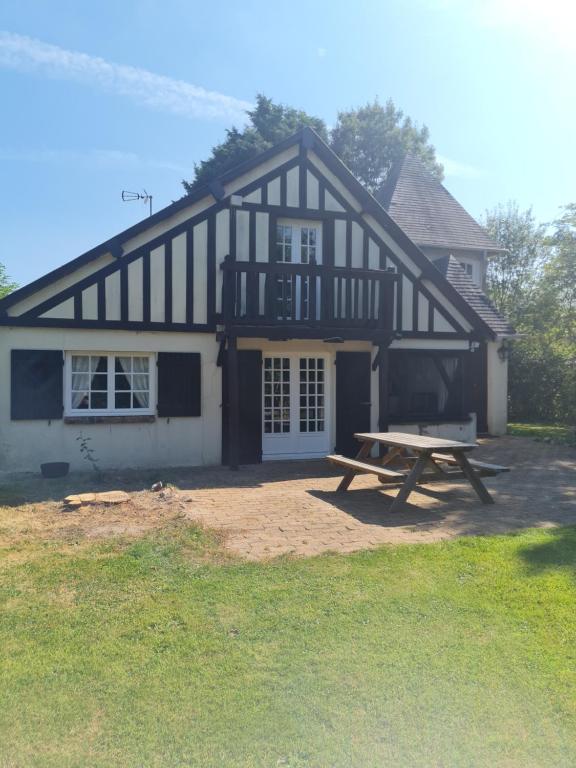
[1,0,574,287]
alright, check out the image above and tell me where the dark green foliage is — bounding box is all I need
[182,95,441,196]
[182,95,328,194]
[541,204,576,347]
[483,203,547,329]
[508,338,576,423]
[330,98,443,193]
[0,262,17,298]
[484,203,576,426]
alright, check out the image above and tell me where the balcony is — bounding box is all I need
[221,256,398,340]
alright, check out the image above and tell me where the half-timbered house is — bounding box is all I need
[0,128,514,472]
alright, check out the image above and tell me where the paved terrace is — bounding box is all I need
[182,436,576,559]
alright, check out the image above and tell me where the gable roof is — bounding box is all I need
[377,154,504,253]
[435,255,515,336]
[0,128,503,339]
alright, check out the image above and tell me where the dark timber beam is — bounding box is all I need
[377,343,390,435]
[227,335,240,470]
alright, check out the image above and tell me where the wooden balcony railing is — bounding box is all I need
[221,256,397,330]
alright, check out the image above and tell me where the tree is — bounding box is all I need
[182,95,328,194]
[0,263,17,299]
[183,95,442,196]
[330,99,443,193]
[483,201,576,426]
[482,202,548,330]
[539,204,576,347]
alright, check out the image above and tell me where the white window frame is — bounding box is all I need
[262,352,331,460]
[275,219,322,264]
[458,257,481,287]
[64,352,156,416]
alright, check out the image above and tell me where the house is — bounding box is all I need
[0,128,514,473]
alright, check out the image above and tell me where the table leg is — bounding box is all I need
[454,451,495,505]
[389,452,430,513]
[337,440,373,492]
[380,446,403,466]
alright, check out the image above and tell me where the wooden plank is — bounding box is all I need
[335,439,372,491]
[453,451,495,505]
[430,453,510,473]
[389,452,431,513]
[354,432,477,451]
[328,454,404,481]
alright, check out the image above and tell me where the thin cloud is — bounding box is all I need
[437,154,484,179]
[427,0,575,54]
[0,147,190,173]
[0,31,252,121]
[317,47,328,58]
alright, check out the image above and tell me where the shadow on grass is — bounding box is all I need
[518,526,576,576]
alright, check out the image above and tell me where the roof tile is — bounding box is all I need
[378,154,503,252]
[435,255,515,336]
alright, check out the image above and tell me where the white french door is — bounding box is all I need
[275,220,322,321]
[262,354,330,459]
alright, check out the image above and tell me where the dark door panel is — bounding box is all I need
[222,350,262,464]
[335,351,371,456]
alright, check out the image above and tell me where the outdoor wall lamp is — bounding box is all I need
[497,340,511,361]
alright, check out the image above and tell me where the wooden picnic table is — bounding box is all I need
[328,431,508,513]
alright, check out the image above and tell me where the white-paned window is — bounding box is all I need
[263,357,290,433]
[275,222,321,264]
[274,221,322,321]
[66,353,154,415]
[300,227,318,264]
[276,224,293,263]
[299,357,325,433]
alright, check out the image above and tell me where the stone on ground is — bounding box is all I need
[64,491,130,507]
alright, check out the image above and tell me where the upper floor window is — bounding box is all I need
[66,353,155,415]
[460,261,474,278]
[276,221,321,264]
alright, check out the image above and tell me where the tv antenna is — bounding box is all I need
[121,189,153,217]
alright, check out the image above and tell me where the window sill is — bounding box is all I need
[64,415,156,425]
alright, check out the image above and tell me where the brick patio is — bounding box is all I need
[181,436,576,559]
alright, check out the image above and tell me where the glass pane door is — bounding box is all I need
[262,354,330,459]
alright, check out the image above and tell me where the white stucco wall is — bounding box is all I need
[486,340,508,435]
[389,416,476,443]
[0,327,486,474]
[0,328,222,474]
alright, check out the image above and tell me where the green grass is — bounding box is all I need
[2,524,576,767]
[508,422,576,445]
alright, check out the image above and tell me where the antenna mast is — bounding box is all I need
[121,189,153,217]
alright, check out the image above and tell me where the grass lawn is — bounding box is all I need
[508,422,576,446]
[1,523,576,767]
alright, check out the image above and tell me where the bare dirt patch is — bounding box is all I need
[0,481,196,548]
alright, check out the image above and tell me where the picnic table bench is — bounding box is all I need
[327,432,510,513]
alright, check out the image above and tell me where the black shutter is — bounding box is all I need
[335,351,371,455]
[11,349,63,420]
[157,352,201,417]
[222,350,262,464]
